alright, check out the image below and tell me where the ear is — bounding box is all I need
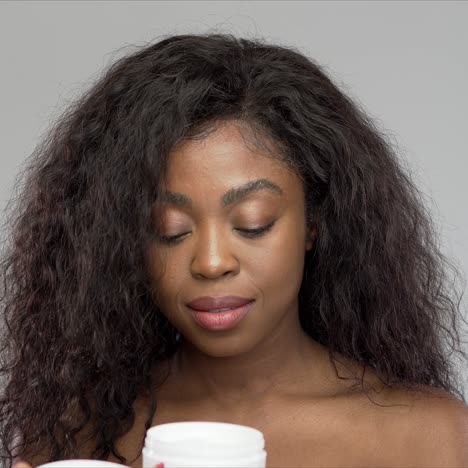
[305,226,316,251]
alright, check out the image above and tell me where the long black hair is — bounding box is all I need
[1,32,466,467]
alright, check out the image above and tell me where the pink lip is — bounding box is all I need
[186,295,254,311]
[189,301,254,331]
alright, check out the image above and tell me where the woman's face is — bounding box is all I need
[145,122,315,357]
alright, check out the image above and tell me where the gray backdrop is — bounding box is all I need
[1,1,467,398]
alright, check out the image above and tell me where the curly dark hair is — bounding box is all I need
[1,32,467,467]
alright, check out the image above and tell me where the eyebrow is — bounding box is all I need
[158,178,284,209]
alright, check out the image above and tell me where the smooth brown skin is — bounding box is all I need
[145,121,319,406]
[15,121,468,468]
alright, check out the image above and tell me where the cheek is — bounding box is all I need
[145,247,181,303]
[246,223,306,297]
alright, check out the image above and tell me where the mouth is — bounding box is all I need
[188,300,255,331]
[186,295,254,312]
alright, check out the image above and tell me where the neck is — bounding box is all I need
[168,310,332,409]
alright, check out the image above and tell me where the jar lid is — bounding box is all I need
[145,421,265,457]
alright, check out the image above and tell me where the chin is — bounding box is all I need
[185,333,258,358]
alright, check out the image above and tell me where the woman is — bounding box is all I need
[1,33,467,468]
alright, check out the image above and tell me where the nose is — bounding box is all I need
[190,224,239,280]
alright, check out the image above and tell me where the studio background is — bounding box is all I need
[1,0,467,398]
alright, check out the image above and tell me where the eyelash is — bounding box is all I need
[155,221,275,246]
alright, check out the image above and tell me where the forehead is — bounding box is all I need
[163,123,301,194]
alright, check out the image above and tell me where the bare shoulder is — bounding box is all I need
[317,354,468,467]
[383,385,468,468]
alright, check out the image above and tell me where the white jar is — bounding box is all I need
[142,421,267,468]
[37,461,128,468]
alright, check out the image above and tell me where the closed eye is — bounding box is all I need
[155,221,275,245]
[237,221,275,238]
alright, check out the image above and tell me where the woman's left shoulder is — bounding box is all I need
[387,385,468,468]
